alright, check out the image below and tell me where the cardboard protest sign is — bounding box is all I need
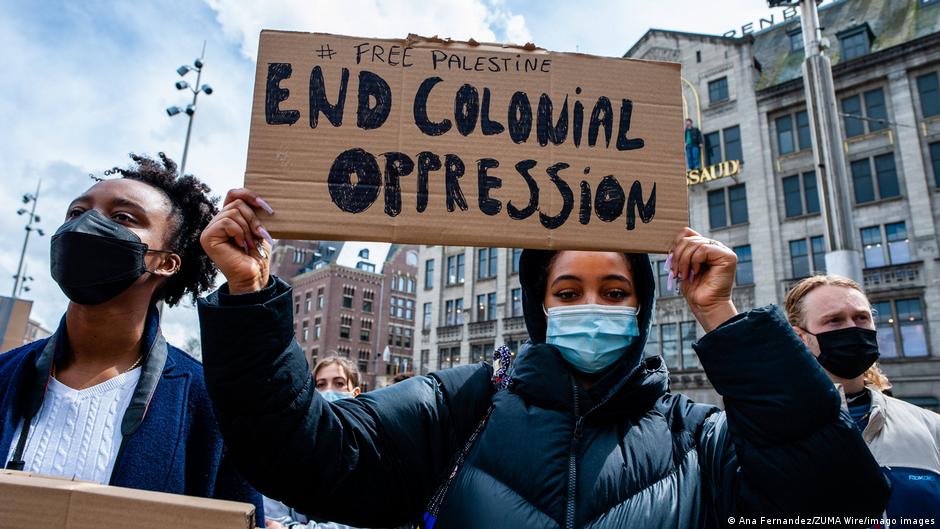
[246,31,686,252]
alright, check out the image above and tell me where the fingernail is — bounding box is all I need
[664,253,673,270]
[259,226,275,247]
[255,197,275,215]
[257,243,267,259]
[666,271,674,291]
[241,241,249,254]
[689,269,695,283]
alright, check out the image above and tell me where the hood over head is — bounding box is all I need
[511,250,660,409]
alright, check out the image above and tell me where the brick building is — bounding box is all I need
[281,241,419,390]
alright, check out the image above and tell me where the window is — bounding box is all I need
[917,72,939,118]
[358,349,369,373]
[360,319,372,342]
[406,277,415,293]
[703,126,743,165]
[304,292,312,313]
[851,154,900,204]
[470,343,493,363]
[424,259,435,289]
[874,298,928,357]
[340,315,352,339]
[776,111,812,155]
[477,248,497,279]
[841,88,888,137]
[657,259,672,297]
[396,297,405,319]
[294,295,300,315]
[646,324,660,358]
[511,248,522,274]
[930,142,940,188]
[708,189,727,229]
[782,170,820,218]
[811,236,826,274]
[311,347,319,367]
[336,346,350,358]
[729,190,752,228]
[886,222,911,264]
[302,320,309,342]
[733,245,753,286]
[317,287,324,309]
[661,323,678,369]
[420,349,430,374]
[423,302,432,331]
[708,77,729,104]
[446,254,465,285]
[704,131,721,165]
[790,239,810,278]
[342,285,355,308]
[476,293,496,321]
[839,26,870,61]
[788,28,803,52]
[681,322,699,370]
[403,328,412,349]
[723,126,742,162]
[510,288,523,317]
[776,115,795,155]
[696,50,701,63]
[861,222,911,268]
[405,299,414,321]
[362,290,374,313]
[314,316,321,340]
[444,298,464,326]
[438,346,461,369]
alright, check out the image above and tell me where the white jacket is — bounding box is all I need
[846,387,940,519]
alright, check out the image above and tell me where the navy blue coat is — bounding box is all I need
[199,252,889,528]
[0,307,263,524]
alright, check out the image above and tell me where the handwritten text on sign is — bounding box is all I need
[246,32,686,252]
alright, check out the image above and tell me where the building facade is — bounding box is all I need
[416,0,940,409]
[280,241,419,390]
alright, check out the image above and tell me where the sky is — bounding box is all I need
[0,0,800,348]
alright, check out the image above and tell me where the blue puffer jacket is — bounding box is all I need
[0,306,263,525]
[198,252,889,528]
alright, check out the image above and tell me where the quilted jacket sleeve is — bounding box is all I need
[197,277,493,527]
[694,305,890,524]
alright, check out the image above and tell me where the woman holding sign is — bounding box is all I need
[198,189,888,528]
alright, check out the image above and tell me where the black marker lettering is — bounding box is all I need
[579,181,592,225]
[357,70,391,130]
[589,97,613,148]
[414,77,452,136]
[507,160,539,220]
[309,66,348,128]
[539,162,573,229]
[480,88,504,135]
[594,175,625,222]
[454,84,480,136]
[477,158,502,216]
[508,91,532,144]
[382,152,414,217]
[445,154,468,212]
[536,94,568,147]
[416,151,441,213]
[328,148,381,213]
[265,63,300,125]
[626,181,656,230]
[616,99,645,151]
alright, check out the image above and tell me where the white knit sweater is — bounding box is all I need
[6,367,141,484]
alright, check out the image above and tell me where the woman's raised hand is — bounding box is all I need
[200,188,275,294]
[668,227,738,333]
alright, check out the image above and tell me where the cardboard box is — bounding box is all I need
[245,31,687,253]
[0,470,255,529]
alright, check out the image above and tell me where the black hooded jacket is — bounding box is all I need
[198,251,889,528]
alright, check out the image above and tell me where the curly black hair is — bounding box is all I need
[107,152,219,306]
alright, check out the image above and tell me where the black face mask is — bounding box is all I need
[50,210,172,306]
[803,326,880,379]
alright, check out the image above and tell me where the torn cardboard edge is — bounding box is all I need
[246,30,688,253]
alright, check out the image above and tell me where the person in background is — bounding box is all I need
[0,154,263,525]
[196,187,889,528]
[314,356,362,402]
[391,372,415,385]
[785,275,940,520]
[684,118,703,170]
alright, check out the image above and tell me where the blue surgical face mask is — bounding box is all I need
[545,304,640,374]
[319,390,354,402]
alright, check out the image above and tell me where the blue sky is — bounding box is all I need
[0,0,798,348]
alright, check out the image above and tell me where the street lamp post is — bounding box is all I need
[770,0,863,282]
[166,42,214,177]
[12,180,44,298]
